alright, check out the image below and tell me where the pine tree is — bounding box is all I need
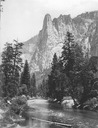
[61,31,76,77]
[60,32,86,105]
[30,73,36,97]
[21,60,30,95]
[38,79,48,98]
[1,41,23,98]
[47,53,67,102]
[13,40,23,82]
[1,43,13,97]
[12,41,23,96]
[47,53,58,99]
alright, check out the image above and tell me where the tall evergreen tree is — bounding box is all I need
[60,32,85,104]
[47,53,67,102]
[1,41,23,98]
[47,53,58,99]
[38,79,48,98]
[21,60,30,95]
[12,40,23,95]
[30,73,36,97]
[61,31,76,77]
[1,43,13,97]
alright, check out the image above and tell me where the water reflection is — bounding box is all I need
[29,99,49,128]
[16,99,51,128]
[17,120,64,128]
[15,99,98,128]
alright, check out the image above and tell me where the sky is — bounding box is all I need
[0,0,98,51]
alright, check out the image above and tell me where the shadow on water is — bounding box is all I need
[65,109,98,120]
[48,100,98,120]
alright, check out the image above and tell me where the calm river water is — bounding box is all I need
[16,99,98,128]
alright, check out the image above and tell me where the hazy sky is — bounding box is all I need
[0,0,98,51]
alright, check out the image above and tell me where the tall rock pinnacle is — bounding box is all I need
[43,14,52,30]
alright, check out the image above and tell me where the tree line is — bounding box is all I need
[0,40,36,99]
[1,32,98,109]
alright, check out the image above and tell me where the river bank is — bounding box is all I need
[48,96,98,113]
[0,98,98,128]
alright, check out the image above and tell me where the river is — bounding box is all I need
[15,98,98,128]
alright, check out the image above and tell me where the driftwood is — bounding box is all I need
[32,117,72,128]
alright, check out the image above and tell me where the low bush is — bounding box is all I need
[83,97,98,110]
[9,95,29,119]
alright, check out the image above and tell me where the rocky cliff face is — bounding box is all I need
[23,11,98,73]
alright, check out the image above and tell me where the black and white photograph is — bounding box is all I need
[0,0,98,128]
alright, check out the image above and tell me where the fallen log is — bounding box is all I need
[6,123,17,128]
[13,118,25,123]
[32,117,72,128]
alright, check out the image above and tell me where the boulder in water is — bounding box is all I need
[62,97,74,109]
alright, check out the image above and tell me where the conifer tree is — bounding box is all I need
[12,41,23,95]
[38,79,48,98]
[1,43,13,97]
[61,31,76,77]
[1,41,23,98]
[47,53,58,99]
[47,53,67,102]
[21,60,30,95]
[30,73,36,97]
[60,32,85,104]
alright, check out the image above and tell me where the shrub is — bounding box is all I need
[9,95,29,119]
[83,97,98,110]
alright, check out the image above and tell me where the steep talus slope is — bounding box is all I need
[23,11,98,73]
